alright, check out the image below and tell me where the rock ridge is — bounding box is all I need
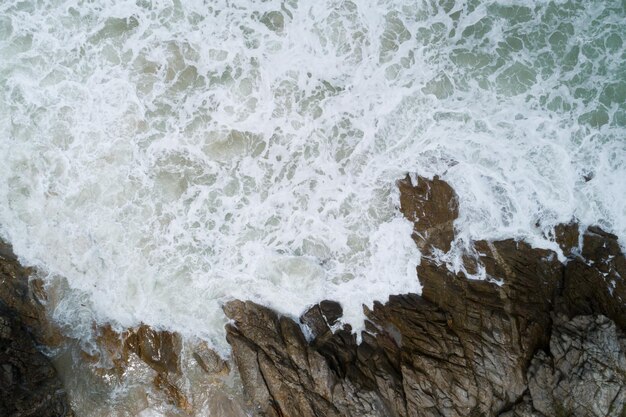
[224,175,626,417]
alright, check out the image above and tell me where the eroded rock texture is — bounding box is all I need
[560,227,626,330]
[503,314,626,417]
[398,174,458,254]
[0,241,73,417]
[225,175,626,417]
[86,323,191,412]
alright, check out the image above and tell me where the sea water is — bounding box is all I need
[0,0,625,412]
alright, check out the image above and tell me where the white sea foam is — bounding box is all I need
[0,0,625,354]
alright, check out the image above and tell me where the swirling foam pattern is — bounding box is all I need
[0,0,625,349]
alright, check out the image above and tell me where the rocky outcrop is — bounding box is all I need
[86,323,192,412]
[559,227,626,329]
[0,240,73,417]
[397,174,458,254]
[224,175,626,417]
[224,299,366,417]
[502,314,626,417]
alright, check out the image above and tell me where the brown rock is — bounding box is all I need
[560,227,626,330]
[125,324,181,375]
[86,322,189,412]
[525,314,626,417]
[300,300,343,339]
[224,300,386,417]
[0,240,73,417]
[223,175,626,417]
[553,222,580,256]
[88,323,181,375]
[0,307,73,417]
[0,241,63,347]
[225,238,564,417]
[154,373,192,413]
[192,342,229,376]
[359,236,562,416]
[397,174,459,254]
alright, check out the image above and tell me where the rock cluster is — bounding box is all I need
[224,175,626,417]
[506,314,626,417]
[0,241,73,417]
[85,321,231,413]
[85,323,190,411]
[2,174,625,417]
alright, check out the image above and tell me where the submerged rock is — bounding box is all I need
[0,241,73,417]
[224,175,626,417]
[86,323,189,411]
[193,341,230,376]
[125,324,182,375]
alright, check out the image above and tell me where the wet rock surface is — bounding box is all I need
[224,175,626,417]
[77,321,240,415]
[0,241,73,417]
[398,174,458,254]
[224,299,385,417]
[86,323,191,411]
[559,227,626,330]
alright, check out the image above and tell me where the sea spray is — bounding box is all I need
[1,0,625,356]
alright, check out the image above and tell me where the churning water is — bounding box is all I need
[1,0,625,359]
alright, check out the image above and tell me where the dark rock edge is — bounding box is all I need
[224,175,626,417]
[1,240,74,417]
[2,175,625,417]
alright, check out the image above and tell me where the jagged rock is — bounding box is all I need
[224,175,626,417]
[497,395,547,417]
[553,222,580,257]
[397,174,458,254]
[207,391,249,417]
[125,324,181,375]
[88,323,181,375]
[224,240,563,416]
[193,341,229,376]
[154,373,192,413]
[224,299,388,417]
[0,241,63,347]
[359,237,562,417]
[350,176,562,416]
[0,307,73,417]
[0,241,73,417]
[560,227,626,330]
[85,323,187,410]
[300,300,343,339]
[526,314,626,417]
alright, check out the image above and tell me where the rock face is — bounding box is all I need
[87,323,191,412]
[224,175,626,417]
[398,174,458,254]
[525,315,626,417]
[0,241,73,417]
[503,314,626,417]
[560,227,626,330]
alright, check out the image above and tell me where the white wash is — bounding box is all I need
[0,0,625,356]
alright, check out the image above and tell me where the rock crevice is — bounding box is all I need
[224,175,626,417]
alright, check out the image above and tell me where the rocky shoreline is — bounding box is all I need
[2,175,625,417]
[224,175,626,417]
[0,241,73,417]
